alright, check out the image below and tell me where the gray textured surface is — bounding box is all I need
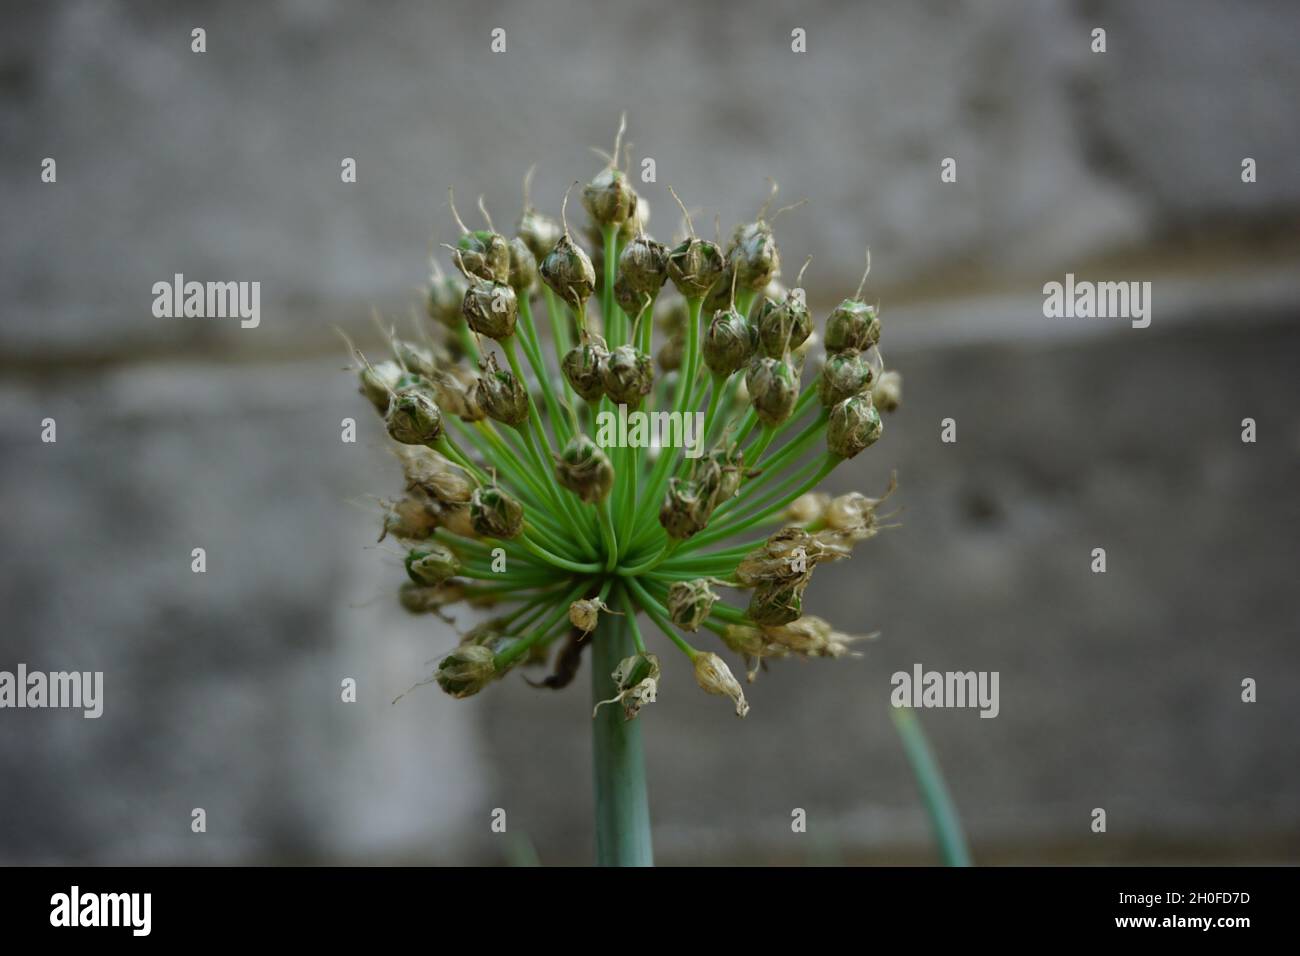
[1,0,1298,864]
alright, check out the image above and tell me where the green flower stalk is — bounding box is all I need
[346,118,908,866]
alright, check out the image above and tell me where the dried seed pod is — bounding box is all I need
[435,645,497,699]
[386,386,444,445]
[692,652,750,717]
[755,292,813,358]
[601,345,654,407]
[381,492,439,541]
[618,235,669,297]
[427,269,468,331]
[745,356,799,427]
[583,166,639,226]
[518,205,563,261]
[554,434,615,503]
[784,491,830,525]
[703,307,756,377]
[667,236,725,299]
[613,273,652,320]
[747,575,808,626]
[471,483,524,539]
[359,360,403,413]
[707,443,748,502]
[734,527,844,586]
[540,231,597,307]
[405,544,460,587]
[593,653,661,720]
[824,299,880,353]
[659,477,714,540]
[425,368,486,422]
[762,616,873,658]
[666,578,719,633]
[728,219,780,291]
[399,580,465,614]
[437,502,478,539]
[568,597,616,634]
[872,369,902,413]
[817,350,874,407]
[461,279,518,341]
[474,357,530,427]
[507,237,537,294]
[561,333,609,402]
[454,230,512,284]
[827,393,882,459]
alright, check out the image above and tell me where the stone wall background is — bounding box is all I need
[1,0,1297,864]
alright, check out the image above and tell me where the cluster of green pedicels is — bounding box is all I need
[352,119,902,718]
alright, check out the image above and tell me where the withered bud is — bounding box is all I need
[667,237,725,299]
[703,307,756,377]
[416,467,475,507]
[755,293,813,358]
[721,624,790,662]
[659,477,715,540]
[762,616,874,658]
[381,492,438,542]
[818,350,875,407]
[427,369,486,422]
[568,597,616,634]
[708,443,748,502]
[601,345,654,407]
[562,333,609,402]
[618,235,669,297]
[435,645,497,699]
[593,653,661,721]
[692,652,750,717]
[399,580,465,614]
[454,230,511,284]
[872,369,902,413]
[386,386,444,445]
[474,357,530,427]
[784,491,830,525]
[824,299,880,353]
[747,575,808,627]
[462,279,518,341]
[540,233,596,306]
[471,483,524,539]
[405,543,460,587]
[734,527,846,586]
[728,220,780,291]
[613,273,651,320]
[507,237,537,293]
[745,356,799,427]
[555,434,615,503]
[583,166,639,226]
[427,272,468,330]
[518,207,563,260]
[667,578,719,632]
[827,393,882,459]
[359,360,403,413]
[396,341,437,380]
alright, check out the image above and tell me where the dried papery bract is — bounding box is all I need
[692,652,749,717]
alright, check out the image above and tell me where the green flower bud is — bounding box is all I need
[659,477,714,540]
[692,652,750,717]
[404,543,460,587]
[703,307,756,377]
[728,220,780,291]
[561,333,609,402]
[471,483,524,539]
[427,270,468,331]
[593,653,661,720]
[540,233,596,306]
[386,386,444,445]
[554,434,615,503]
[827,393,882,459]
[518,207,563,261]
[824,299,880,353]
[601,345,654,407]
[618,235,669,297]
[755,292,813,358]
[507,237,537,293]
[474,358,530,427]
[745,356,799,427]
[461,280,518,341]
[747,575,807,626]
[435,644,497,699]
[583,166,639,226]
[455,230,511,284]
[872,369,902,413]
[667,578,719,633]
[399,580,465,614]
[817,350,875,407]
[359,360,403,413]
[667,237,725,299]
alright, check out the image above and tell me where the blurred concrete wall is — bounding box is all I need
[1,0,1298,864]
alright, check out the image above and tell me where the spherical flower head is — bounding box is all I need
[745,356,799,427]
[555,434,615,503]
[427,272,468,330]
[474,359,530,427]
[540,233,596,306]
[455,230,512,284]
[461,279,518,341]
[435,645,497,699]
[728,220,780,291]
[666,237,725,299]
[404,543,460,587]
[703,307,756,377]
[824,299,880,353]
[507,237,538,294]
[470,483,524,539]
[692,652,750,717]
[818,350,875,407]
[755,293,813,358]
[659,477,714,540]
[385,386,444,446]
[827,393,882,459]
[667,578,719,633]
[583,166,639,226]
[601,344,654,407]
[562,333,609,402]
[518,207,563,261]
[872,369,902,413]
[618,235,669,297]
[594,653,661,721]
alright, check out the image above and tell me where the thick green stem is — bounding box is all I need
[591,607,654,867]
